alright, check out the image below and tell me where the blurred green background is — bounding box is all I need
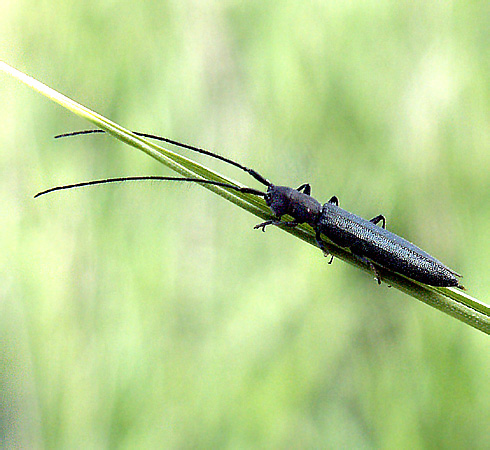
[1,1,488,448]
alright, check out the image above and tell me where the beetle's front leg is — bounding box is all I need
[254,218,300,232]
[279,220,301,228]
[254,219,275,232]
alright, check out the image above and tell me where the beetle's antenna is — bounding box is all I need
[34,176,266,199]
[55,130,272,187]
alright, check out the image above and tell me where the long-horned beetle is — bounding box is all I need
[36,129,464,289]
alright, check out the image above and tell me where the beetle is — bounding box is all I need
[36,129,464,289]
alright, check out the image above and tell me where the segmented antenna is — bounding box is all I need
[55,130,272,187]
[34,176,266,198]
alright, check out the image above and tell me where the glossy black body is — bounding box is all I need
[259,185,462,288]
[52,129,463,288]
[318,202,461,287]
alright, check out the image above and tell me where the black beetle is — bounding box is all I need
[37,129,464,289]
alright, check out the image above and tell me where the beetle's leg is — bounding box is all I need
[370,214,386,229]
[279,220,301,227]
[296,183,311,195]
[351,251,382,284]
[370,262,382,284]
[315,230,333,262]
[328,196,339,206]
[254,218,300,232]
[254,219,275,232]
[315,230,326,252]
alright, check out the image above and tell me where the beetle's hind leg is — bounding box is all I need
[455,282,466,290]
[369,262,382,284]
[350,251,382,284]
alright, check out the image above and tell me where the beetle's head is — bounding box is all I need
[265,185,290,217]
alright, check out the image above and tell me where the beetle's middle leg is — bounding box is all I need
[370,214,386,229]
[315,230,334,263]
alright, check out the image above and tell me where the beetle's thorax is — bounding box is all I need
[266,185,322,226]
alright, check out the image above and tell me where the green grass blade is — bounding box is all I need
[2,61,488,334]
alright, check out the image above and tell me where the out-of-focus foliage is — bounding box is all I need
[1,1,488,448]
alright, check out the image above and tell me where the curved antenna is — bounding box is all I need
[34,176,266,199]
[55,130,272,187]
